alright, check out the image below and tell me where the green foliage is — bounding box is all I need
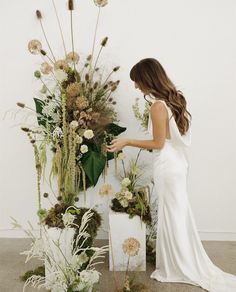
[80,149,107,186]
[33,98,46,127]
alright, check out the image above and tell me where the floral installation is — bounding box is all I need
[110,150,152,224]
[11,208,108,292]
[16,0,126,216]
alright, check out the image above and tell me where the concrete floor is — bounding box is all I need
[0,239,236,292]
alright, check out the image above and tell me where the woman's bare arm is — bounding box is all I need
[107,101,168,152]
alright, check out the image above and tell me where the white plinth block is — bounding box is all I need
[109,211,146,271]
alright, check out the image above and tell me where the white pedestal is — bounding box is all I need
[42,227,75,290]
[109,211,146,271]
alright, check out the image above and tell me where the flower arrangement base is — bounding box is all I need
[42,227,75,290]
[109,211,146,271]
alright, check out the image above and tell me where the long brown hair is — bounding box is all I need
[130,58,192,135]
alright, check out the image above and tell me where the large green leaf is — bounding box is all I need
[81,150,106,186]
[33,98,46,127]
[105,123,126,136]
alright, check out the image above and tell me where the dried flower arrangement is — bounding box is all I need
[12,208,108,292]
[17,0,126,218]
[110,150,152,225]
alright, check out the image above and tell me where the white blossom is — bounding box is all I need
[121,177,131,187]
[62,212,75,226]
[75,134,83,144]
[70,120,79,129]
[52,127,63,139]
[80,144,88,154]
[54,69,68,82]
[83,129,94,139]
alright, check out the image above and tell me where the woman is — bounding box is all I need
[107,58,236,291]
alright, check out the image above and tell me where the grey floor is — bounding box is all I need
[0,239,236,292]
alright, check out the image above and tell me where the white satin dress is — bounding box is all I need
[149,99,236,291]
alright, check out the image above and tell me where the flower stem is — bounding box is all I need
[39,18,56,62]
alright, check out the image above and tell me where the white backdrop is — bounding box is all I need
[0,0,236,240]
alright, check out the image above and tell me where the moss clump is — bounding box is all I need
[20,265,45,282]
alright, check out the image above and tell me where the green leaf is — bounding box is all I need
[81,150,106,185]
[33,98,46,127]
[105,123,126,136]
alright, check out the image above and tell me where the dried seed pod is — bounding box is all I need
[113,66,120,72]
[85,73,90,82]
[86,54,92,61]
[68,0,74,10]
[36,10,42,19]
[101,37,108,47]
[21,127,30,132]
[17,102,25,108]
[40,49,47,56]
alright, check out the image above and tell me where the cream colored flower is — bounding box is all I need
[54,69,68,82]
[70,120,79,129]
[66,51,80,64]
[66,82,80,98]
[131,165,140,176]
[80,144,88,154]
[40,62,53,74]
[122,237,140,257]
[62,212,75,226]
[94,0,108,7]
[28,39,42,54]
[120,199,128,208]
[54,59,69,71]
[75,135,83,144]
[99,183,114,196]
[83,129,94,139]
[117,152,126,160]
[121,177,131,187]
[124,190,133,200]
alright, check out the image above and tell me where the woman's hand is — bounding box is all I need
[106,138,129,152]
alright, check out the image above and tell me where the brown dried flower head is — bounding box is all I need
[36,10,42,19]
[101,37,108,47]
[40,62,53,74]
[68,0,74,10]
[66,82,80,98]
[54,60,69,71]
[113,66,120,72]
[75,96,89,110]
[122,237,140,257]
[66,52,80,64]
[28,40,42,55]
[17,102,25,108]
[94,0,108,7]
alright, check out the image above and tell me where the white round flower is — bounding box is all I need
[80,144,88,154]
[54,69,68,82]
[117,152,126,160]
[70,120,79,129]
[124,191,133,200]
[75,134,83,144]
[62,212,75,226]
[83,129,94,139]
[120,199,129,208]
[121,177,131,187]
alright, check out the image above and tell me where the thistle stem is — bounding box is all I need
[90,7,101,71]
[52,0,67,58]
[39,19,57,62]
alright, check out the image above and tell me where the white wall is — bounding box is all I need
[0,0,236,240]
